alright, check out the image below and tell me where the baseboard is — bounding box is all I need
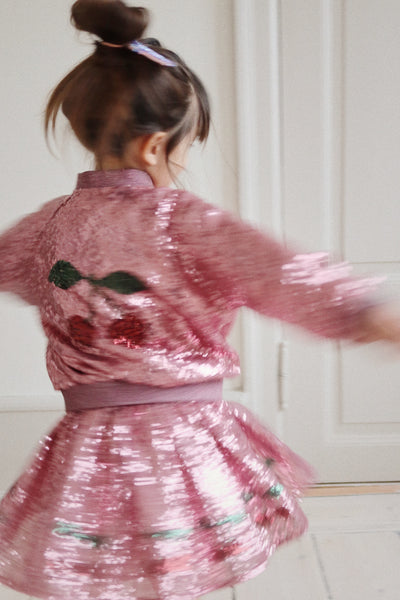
[307,482,400,496]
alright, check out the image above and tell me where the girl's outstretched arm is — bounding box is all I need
[172,192,399,345]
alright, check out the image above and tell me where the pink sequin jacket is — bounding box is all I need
[0,169,376,390]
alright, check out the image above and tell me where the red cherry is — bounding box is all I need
[109,314,147,348]
[214,542,240,561]
[68,316,95,346]
[261,514,275,527]
[199,517,213,529]
[147,559,167,576]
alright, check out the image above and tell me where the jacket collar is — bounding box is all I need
[76,169,154,190]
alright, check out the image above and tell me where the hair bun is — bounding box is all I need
[71,0,149,44]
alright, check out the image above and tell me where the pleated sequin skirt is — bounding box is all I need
[0,398,314,600]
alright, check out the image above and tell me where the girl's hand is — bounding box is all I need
[356,304,400,346]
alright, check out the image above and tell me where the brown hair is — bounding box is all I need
[45,0,210,166]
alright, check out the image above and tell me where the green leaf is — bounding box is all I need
[48,261,83,290]
[151,527,193,539]
[93,272,148,295]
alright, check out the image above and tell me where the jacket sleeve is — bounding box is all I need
[171,193,380,340]
[0,197,65,305]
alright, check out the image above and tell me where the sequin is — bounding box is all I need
[53,522,104,548]
[150,527,193,540]
[198,516,213,528]
[149,512,246,540]
[109,314,147,348]
[257,514,275,528]
[91,271,148,295]
[147,554,193,576]
[267,484,284,498]
[214,513,247,527]
[214,542,242,561]
[48,260,83,290]
[68,315,95,346]
[275,507,291,519]
[243,492,255,503]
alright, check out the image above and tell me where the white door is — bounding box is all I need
[234,0,400,482]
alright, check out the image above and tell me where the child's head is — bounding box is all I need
[45,0,210,185]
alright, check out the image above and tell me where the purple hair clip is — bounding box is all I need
[100,40,177,68]
[129,40,177,67]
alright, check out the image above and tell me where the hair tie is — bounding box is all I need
[100,40,177,67]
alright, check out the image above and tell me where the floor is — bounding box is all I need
[1,493,399,600]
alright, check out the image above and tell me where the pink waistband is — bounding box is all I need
[62,380,224,412]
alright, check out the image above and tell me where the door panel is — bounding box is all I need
[234,0,400,482]
[282,0,400,481]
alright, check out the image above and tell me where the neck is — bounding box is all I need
[95,157,143,171]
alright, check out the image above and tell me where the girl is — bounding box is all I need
[0,1,398,599]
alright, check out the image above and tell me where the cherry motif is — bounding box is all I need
[68,316,96,346]
[275,506,291,519]
[147,559,168,576]
[108,314,147,348]
[198,517,213,529]
[255,511,274,527]
[214,541,241,561]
